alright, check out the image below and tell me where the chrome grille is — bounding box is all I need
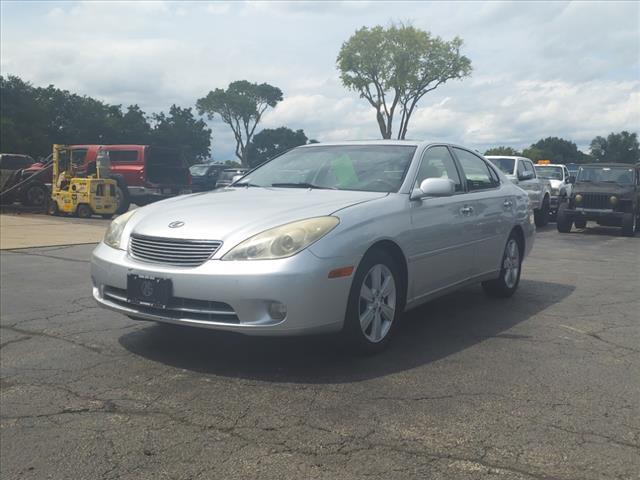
[129,234,222,266]
[582,193,611,210]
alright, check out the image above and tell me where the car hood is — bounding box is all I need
[548,179,564,189]
[128,187,388,243]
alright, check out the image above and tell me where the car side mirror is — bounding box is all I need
[411,178,456,199]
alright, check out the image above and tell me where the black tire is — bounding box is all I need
[621,212,637,237]
[556,204,572,233]
[574,218,587,229]
[47,199,59,216]
[534,196,550,227]
[114,183,131,214]
[76,204,92,218]
[342,249,405,354]
[482,232,522,298]
[23,183,48,208]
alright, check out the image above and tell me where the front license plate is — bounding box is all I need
[127,274,172,308]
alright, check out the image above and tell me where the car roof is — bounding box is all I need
[579,163,637,168]
[296,140,487,154]
[534,164,565,167]
[484,155,531,160]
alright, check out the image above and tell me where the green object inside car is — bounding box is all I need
[331,155,359,187]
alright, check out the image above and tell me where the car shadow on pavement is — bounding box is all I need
[119,279,574,384]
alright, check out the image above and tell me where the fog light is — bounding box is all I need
[575,194,582,204]
[609,195,618,205]
[268,301,287,320]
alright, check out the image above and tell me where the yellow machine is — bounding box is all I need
[48,144,118,219]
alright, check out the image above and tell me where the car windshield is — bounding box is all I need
[576,166,634,185]
[535,166,564,180]
[488,157,515,175]
[236,145,417,192]
[189,165,210,176]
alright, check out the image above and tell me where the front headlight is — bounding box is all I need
[222,216,339,261]
[551,187,560,196]
[104,210,136,249]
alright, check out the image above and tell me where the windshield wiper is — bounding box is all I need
[270,182,335,190]
[230,182,262,188]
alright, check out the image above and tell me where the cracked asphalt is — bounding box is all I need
[1,226,639,479]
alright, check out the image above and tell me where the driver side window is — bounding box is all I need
[415,146,463,192]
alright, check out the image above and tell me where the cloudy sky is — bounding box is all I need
[1,0,638,159]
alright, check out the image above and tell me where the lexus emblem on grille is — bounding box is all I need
[168,221,185,228]
[140,280,154,298]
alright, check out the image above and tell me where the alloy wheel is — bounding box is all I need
[359,264,396,343]
[503,239,520,289]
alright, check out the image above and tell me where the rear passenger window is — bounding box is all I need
[415,146,463,192]
[108,150,138,163]
[453,148,497,191]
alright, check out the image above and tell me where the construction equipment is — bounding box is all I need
[48,145,118,219]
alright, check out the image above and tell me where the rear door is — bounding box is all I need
[452,148,512,277]
[408,145,475,298]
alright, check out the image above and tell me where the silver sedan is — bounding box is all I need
[91,141,535,353]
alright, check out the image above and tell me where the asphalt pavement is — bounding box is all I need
[1,226,638,479]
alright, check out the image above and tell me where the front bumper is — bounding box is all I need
[564,208,625,223]
[91,242,352,335]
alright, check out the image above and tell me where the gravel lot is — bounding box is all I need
[1,226,638,480]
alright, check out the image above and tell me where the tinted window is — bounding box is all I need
[535,165,563,180]
[0,155,33,170]
[109,150,138,163]
[453,148,496,191]
[415,146,462,192]
[577,166,635,185]
[488,157,515,175]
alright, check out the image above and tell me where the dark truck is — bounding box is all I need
[557,163,639,236]
[0,153,44,206]
[23,145,192,213]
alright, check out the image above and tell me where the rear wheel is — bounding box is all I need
[556,204,572,233]
[621,212,637,237]
[23,184,48,208]
[76,204,92,218]
[482,233,522,298]
[342,249,404,354]
[534,196,550,227]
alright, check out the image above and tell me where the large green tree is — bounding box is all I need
[247,127,311,167]
[337,24,472,139]
[196,81,283,166]
[152,105,211,163]
[590,131,639,164]
[522,137,589,164]
[484,146,521,156]
[0,75,212,162]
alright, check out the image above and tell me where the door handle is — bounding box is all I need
[503,200,513,208]
[460,206,474,215]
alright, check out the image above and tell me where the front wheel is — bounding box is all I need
[76,204,92,218]
[482,233,522,298]
[114,184,131,214]
[47,199,59,216]
[534,196,550,227]
[342,249,404,354]
[556,204,572,233]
